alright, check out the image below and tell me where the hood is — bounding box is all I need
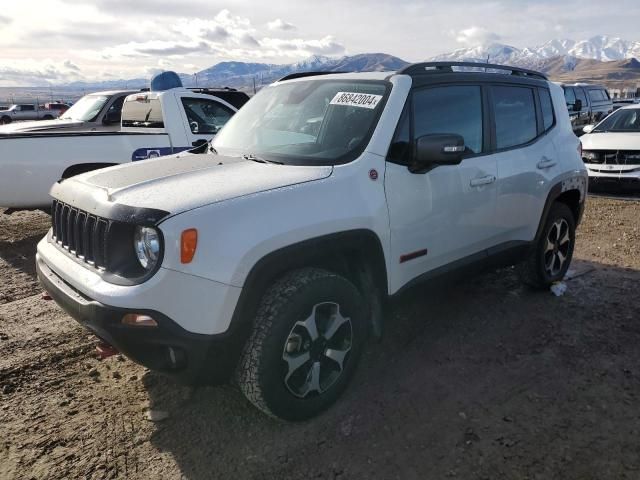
[50,153,333,218]
[0,118,82,134]
[581,132,640,151]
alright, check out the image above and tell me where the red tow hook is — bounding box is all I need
[41,291,52,301]
[96,342,118,359]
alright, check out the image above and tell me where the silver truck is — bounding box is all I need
[0,91,136,132]
[0,104,62,124]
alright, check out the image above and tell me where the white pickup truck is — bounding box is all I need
[0,81,242,209]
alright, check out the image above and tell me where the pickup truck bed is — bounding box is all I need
[0,131,184,208]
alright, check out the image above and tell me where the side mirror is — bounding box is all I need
[582,124,595,134]
[410,134,465,173]
[574,99,582,112]
[102,111,120,125]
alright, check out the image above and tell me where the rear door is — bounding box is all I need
[385,83,498,289]
[492,84,557,244]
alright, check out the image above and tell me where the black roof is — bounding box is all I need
[397,62,548,81]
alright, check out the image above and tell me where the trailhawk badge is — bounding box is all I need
[330,92,383,109]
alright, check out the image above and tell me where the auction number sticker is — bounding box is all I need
[330,92,382,109]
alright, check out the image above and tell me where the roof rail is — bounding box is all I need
[397,62,548,80]
[278,71,349,82]
[189,87,238,92]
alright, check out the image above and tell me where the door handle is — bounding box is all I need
[537,157,557,169]
[469,175,496,187]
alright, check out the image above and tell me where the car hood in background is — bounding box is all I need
[581,132,640,151]
[0,119,83,133]
[50,153,333,218]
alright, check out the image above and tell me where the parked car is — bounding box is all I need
[0,91,137,133]
[561,83,613,135]
[0,103,61,123]
[0,75,245,209]
[580,104,640,189]
[37,63,587,420]
[612,98,639,111]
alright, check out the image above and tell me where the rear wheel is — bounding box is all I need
[42,115,54,120]
[236,268,366,421]
[518,202,576,289]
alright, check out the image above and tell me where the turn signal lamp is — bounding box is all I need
[181,229,198,264]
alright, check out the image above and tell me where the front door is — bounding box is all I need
[385,84,498,293]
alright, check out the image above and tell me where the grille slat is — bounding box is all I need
[50,200,111,271]
[584,150,640,165]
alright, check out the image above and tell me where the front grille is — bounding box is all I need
[51,199,109,269]
[583,150,640,165]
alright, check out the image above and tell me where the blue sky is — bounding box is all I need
[0,0,639,85]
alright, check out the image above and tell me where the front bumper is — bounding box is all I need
[37,256,242,383]
[586,164,640,190]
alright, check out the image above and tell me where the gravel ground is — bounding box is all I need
[1,196,640,480]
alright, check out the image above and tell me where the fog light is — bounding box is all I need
[121,313,158,327]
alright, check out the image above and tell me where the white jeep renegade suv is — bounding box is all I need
[37,63,587,420]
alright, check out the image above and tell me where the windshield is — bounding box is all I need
[212,79,389,165]
[60,95,109,121]
[593,108,640,132]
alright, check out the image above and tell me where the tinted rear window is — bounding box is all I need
[491,86,537,150]
[539,89,555,131]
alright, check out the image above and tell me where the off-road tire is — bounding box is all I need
[518,202,576,289]
[236,268,366,421]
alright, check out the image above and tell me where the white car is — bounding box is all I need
[581,104,640,189]
[37,63,587,420]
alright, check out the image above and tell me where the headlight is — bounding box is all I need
[582,151,599,161]
[133,226,160,270]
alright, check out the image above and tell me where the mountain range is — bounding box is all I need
[64,35,640,91]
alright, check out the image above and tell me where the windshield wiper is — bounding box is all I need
[242,153,283,165]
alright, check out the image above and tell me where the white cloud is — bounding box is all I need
[2,0,640,86]
[455,26,501,46]
[267,18,296,31]
[63,60,80,71]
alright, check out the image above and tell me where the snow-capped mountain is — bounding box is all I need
[429,35,640,66]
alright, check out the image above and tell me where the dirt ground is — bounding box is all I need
[1,195,640,480]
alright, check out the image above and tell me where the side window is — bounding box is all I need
[588,90,601,102]
[539,89,555,131]
[491,86,537,150]
[107,96,126,116]
[21,105,35,111]
[181,98,235,134]
[564,87,576,108]
[387,103,411,164]
[412,85,483,154]
[575,87,588,108]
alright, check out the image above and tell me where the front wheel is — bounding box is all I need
[0,116,11,125]
[518,202,576,289]
[236,268,367,421]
